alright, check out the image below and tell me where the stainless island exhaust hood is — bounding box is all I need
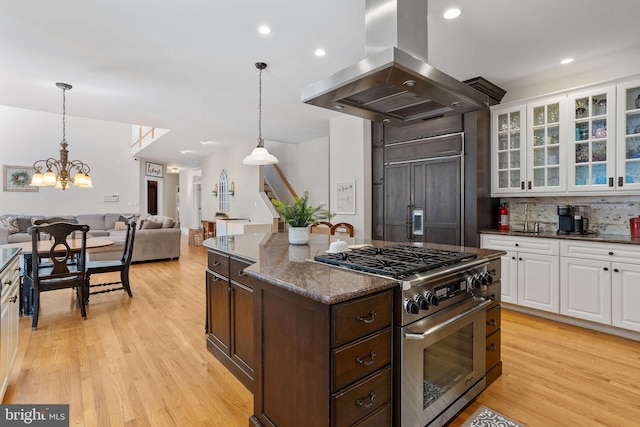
[301,0,489,124]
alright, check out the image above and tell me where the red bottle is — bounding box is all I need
[498,204,509,231]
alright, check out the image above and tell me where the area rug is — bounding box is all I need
[461,405,527,427]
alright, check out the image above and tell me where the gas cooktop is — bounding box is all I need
[313,244,477,279]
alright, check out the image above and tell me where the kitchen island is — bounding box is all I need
[203,233,504,427]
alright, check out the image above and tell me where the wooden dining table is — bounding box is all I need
[1,238,114,316]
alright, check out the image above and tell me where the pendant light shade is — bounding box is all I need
[243,62,278,165]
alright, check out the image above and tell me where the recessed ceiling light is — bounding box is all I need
[443,8,461,19]
[200,140,214,145]
[180,150,192,154]
[258,25,271,35]
[561,57,574,65]
[315,49,326,57]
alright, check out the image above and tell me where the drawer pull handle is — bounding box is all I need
[614,268,619,273]
[487,319,497,327]
[356,351,377,366]
[15,266,21,272]
[9,296,17,303]
[489,293,496,301]
[608,252,614,256]
[356,391,376,408]
[356,310,376,324]
[604,267,609,271]
[212,261,221,266]
[238,270,246,277]
[487,343,497,352]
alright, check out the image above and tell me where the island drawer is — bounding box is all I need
[486,329,501,371]
[332,290,392,347]
[351,404,391,427]
[332,328,391,391]
[229,257,253,286]
[486,305,501,336]
[208,250,229,276]
[331,366,392,427]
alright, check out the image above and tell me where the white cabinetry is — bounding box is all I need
[616,79,640,191]
[567,85,617,192]
[526,96,567,193]
[481,234,559,313]
[492,105,526,194]
[1,253,20,401]
[491,96,567,195]
[560,240,640,332]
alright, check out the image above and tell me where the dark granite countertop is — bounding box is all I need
[203,233,504,305]
[480,229,640,245]
[0,246,21,274]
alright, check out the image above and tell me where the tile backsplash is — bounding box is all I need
[501,195,640,235]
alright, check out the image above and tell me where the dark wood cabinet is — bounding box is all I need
[250,284,393,427]
[205,249,254,391]
[483,258,503,386]
[372,109,498,248]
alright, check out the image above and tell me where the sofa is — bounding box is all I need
[0,213,181,262]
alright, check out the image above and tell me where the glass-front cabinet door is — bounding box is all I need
[492,105,526,194]
[567,86,616,192]
[526,96,566,192]
[617,80,640,191]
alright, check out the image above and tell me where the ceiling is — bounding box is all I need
[2,0,640,169]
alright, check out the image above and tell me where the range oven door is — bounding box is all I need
[398,297,490,427]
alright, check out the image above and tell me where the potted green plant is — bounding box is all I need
[271,191,331,244]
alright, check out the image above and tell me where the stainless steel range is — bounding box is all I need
[314,244,499,427]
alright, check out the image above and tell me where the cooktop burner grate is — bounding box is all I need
[314,245,477,279]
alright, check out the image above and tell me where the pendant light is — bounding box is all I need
[30,82,93,190]
[242,62,278,165]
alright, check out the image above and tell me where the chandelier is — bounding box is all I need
[242,62,278,165]
[30,82,92,190]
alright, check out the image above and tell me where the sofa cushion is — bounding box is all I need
[140,219,162,230]
[104,213,123,231]
[0,216,19,234]
[114,221,128,231]
[17,216,37,232]
[77,214,106,231]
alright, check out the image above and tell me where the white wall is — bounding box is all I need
[0,105,139,215]
[329,115,371,240]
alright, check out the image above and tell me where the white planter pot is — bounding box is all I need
[288,226,310,245]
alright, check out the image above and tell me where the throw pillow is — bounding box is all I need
[0,216,19,234]
[161,218,175,228]
[140,220,162,230]
[114,221,128,231]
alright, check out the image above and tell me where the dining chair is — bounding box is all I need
[26,222,90,329]
[84,220,136,302]
[32,217,81,264]
[330,222,354,237]
[310,221,333,235]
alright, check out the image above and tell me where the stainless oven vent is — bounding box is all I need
[300,0,489,124]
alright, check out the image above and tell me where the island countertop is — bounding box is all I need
[203,233,504,305]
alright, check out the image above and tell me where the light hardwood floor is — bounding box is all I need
[4,237,640,426]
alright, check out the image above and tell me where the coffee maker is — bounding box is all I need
[557,205,590,234]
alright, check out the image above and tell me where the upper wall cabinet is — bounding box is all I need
[526,96,567,193]
[567,85,616,192]
[617,80,640,191]
[492,105,526,194]
[491,96,567,195]
[491,76,640,196]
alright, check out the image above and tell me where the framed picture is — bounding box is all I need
[145,161,163,178]
[3,165,38,192]
[335,181,355,214]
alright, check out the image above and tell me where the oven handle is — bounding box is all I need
[403,298,492,340]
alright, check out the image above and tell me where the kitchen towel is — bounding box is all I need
[461,405,527,427]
